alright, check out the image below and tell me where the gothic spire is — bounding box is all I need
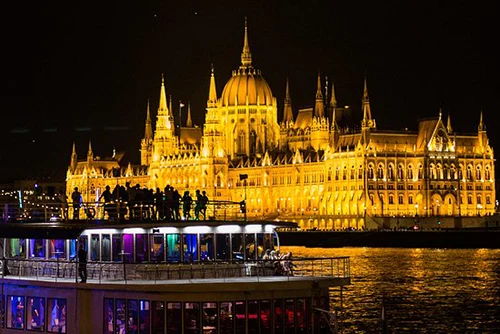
[144,99,153,139]
[186,102,193,127]
[208,64,217,107]
[446,112,452,133]
[314,71,324,118]
[283,77,293,122]
[159,73,168,116]
[361,76,375,128]
[87,140,93,162]
[478,110,484,131]
[330,79,337,108]
[241,17,252,67]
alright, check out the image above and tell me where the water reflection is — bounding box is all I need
[282,246,500,333]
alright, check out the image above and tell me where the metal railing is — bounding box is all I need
[1,257,350,284]
[0,200,245,223]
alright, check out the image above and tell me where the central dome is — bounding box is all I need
[220,19,274,107]
[220,67,274,107]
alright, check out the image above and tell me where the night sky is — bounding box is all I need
[0,1,496,183]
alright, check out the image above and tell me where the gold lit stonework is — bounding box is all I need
[66,23,495,230]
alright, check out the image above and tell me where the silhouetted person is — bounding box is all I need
[182,191,193,220]
[71,187,82,220]
[99,185,113,219]
[78,244,87,283]
[201,190,209,220]
[195,190,203,220]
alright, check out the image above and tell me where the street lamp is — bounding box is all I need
[239,174,248,221]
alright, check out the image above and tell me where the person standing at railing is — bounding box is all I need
[195,190,203,220]
[182,191,193,220]
[201,191,209,220]
[71,187,82,220]
[98,185,113,219]
[172,189,181,221]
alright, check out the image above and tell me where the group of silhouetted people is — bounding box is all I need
[68,184,210,221]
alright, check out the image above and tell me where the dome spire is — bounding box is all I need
[241,17,252,67]
[208,64,218,107]
[159,73,168,116]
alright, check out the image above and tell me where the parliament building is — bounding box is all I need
[66,23,495,230]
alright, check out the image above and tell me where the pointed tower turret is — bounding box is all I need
[87,140,93,163]
[152,74,178,159]
[283,77,293,123]
[314,72,324,118]
[70,142,77,171]
[141,100,154,165]
[159,74,168,115]
[446,113,453,133]
[241,17,252,67]
[207,64,217,107]
[361,76,376,129]
[144,99,153,139]
[477,110,488,151]
[186,102,193,127]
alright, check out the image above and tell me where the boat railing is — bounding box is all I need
[1,257,350,283]
[0,199,245,223]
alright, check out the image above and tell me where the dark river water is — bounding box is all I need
[281,247,500,333]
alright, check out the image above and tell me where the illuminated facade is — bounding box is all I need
[66,23,495,229]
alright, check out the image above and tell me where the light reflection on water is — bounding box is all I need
[282,246,500,333]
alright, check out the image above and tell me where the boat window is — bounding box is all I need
[296,298,308,331]
[219,302,233,333]
[184,302,200,334]
[152,301,165,333]
[48,298,67,333]
[136,234,148,263]
[0,293,4,328]
[285,298,295,329]
[123,234,134,263]
[150,234,164,263]
[112,234,123,262]
[166,302,181,334]
[7,239,26,258]
[115,299,126,334]
[200,234,214,261]
[202,302,217,332]
[231,233,244,261]
[248,300,258,332]
[260,300,272,333]
[7,295,25,329]
[127,300,138,333]
[234,301,246,332]
[166,234,181,262]
[26,296,45,331]
[245,233,256,260]
[182,234,198,262]
[257,233,270,258]
[274,299,284,330]
[103,298,114,334]
[29,239,45,259]
[101,235,111,262]
[69,240,77,260]
[139,300,150,333]
[215,234,230,261]
[90,234,100,261]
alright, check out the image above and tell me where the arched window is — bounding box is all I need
[476,165,482,180]
[485,166,491,180]
[398,194,404,205]
[249,130,257,155]
[450,164,457,180]
[418,164,423,179]
[467,195,472,205]
[368,164,374,179]
[486,196,491,204]
[466,165,472,180]
[388,164,394,180]
[388,194,394,205]
[378,164,384,179]
[335,167,339,180]
[350,166,355,180]
[477,195,482,205]
[436,164,442,179]
[397,164,404,179]
[408,165,413,180]
[342,166,347,180]
[238,131,245,154]
[429,164,436,179]
[408,195,413,205]
[458,165,463,180]
[358,165,363,179]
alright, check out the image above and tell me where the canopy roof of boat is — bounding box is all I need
[0,220,297,239]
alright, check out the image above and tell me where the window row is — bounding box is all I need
[0,295,67,333]
[4,232,275,264]
[104,297,327,334]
